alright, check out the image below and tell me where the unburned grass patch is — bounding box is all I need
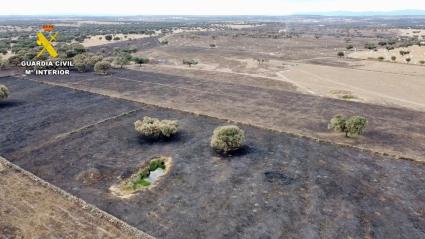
[110,156,172,198]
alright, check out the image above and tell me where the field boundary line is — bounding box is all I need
[0,156,155,239]
[24,77,424,164]
[19,108,141,155]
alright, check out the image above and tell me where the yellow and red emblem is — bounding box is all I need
[36,25,59,58]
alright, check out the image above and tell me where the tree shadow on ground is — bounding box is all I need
[0,100,25,108]
[136,132,183,145]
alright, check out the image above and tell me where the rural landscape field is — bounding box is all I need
[1,1,425,239]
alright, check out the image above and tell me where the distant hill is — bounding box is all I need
[298,9,425,17]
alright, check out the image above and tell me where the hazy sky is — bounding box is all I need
[1,0,425,15]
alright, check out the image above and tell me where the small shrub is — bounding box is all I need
[133,57,150,66]
[328,115,367,138]
[400,50,410,56]
[406,58,411,63]
[328,115,346,133]
[337,51,344,58]
[134,116,178,139]
[149,159,166,171]
[391,56,397,61]
[377,56,385,61]
[105,35,113,41]
[210,125,245,154]
[73,53,103,72]
[419,60,425,65]
[0,84,9,100]
[183,59,198,67]
[94,61,111,75]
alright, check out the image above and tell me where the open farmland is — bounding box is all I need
[1,14,425,239]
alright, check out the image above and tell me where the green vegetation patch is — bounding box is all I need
[328,115,368,138]
[120,156,169,194]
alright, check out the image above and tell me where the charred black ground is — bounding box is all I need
[0,76,424,239]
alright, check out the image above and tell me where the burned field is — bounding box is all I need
[31,69,425,162]
[1,76,424,239]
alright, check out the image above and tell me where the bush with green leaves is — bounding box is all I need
[7,55,23,66]
[210,125,245,154]
[0,84,8,100]
[114,52,132,68]
[105,35,113,41]
[73,53,103,72]
[328,115,368,138]
[134,116,178,139]
[94,61,111,75]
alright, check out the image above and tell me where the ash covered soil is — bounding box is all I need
[0,76,424,239]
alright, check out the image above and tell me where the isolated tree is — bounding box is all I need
[210,125,245,154]
[377,56,385,61]
[378,41,387,46]
[0,84,8,100]
[105,35,113,41]
[133,57,149,66]
[400,50,410,56]
[256,58,265,64]
[94,61,111,75]
[337,51,345,58]
[182,59,198,67]
[406,58,411,63]
[344,116,368,137]
[346,45,354,50]
[160,40,169,45]
[134,116,178,139]
[365,43,376,50]
[391,56,397,62]
[420,60,425,65]
[328,115,368,138]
